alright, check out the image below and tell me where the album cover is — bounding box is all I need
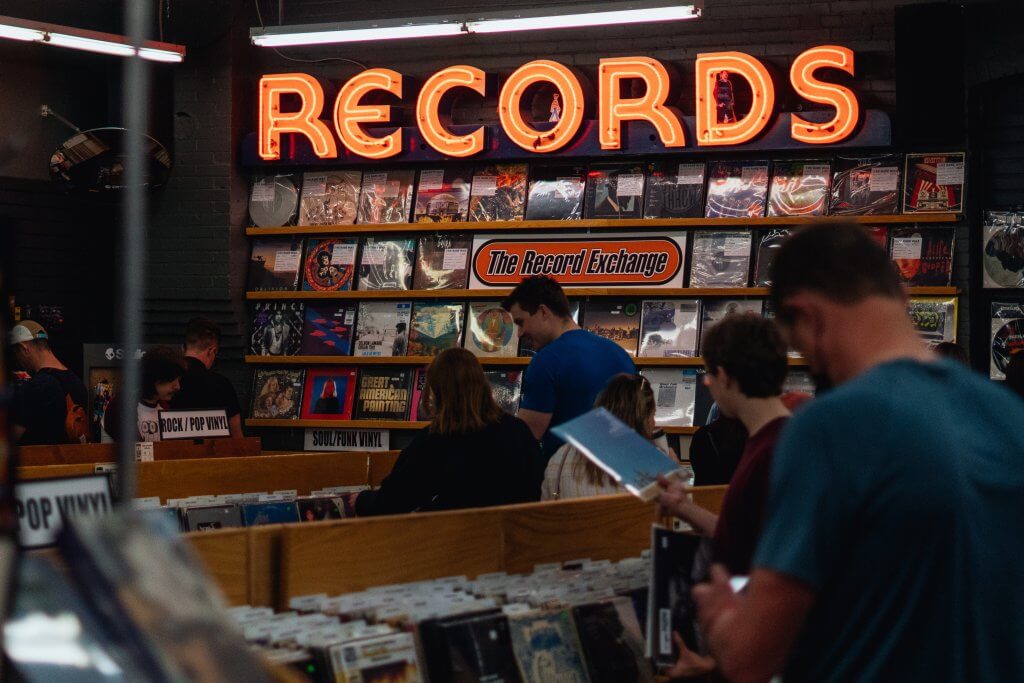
[357,170,416,224]
[88,367,119,443]
[890,228,955,286]
[752,229,791,287]
[250,368,304,420]
[638,300,700,357]
[519,301,580,357]
[182,504,243,532]
[829,154,902,215]
[990,302,1024,380]
[982,211,1024,288]
[414,166,473,222]
[583,301,641,355]
[508,611,589,683]
[573,598,653,683]
[301,238,358,292]
[248,239,302,291]
[354,301,412,357]
[485,370,522,415]
[249,174,299,227]
[903,152,965,214]
[354,367,412,420]
[298,170,361,226]
[767,160,831,217]
[407,302,466,356]
[464,302,519,357]
[643,161,706,219]
[640,369,697,427]
[689,230,753,288]
[704,161,769,218]
[468,163,529,222]
[584,164,646,219]
[249,302,304,356]
[413,234,471,290]
[419,611,521,683]
[328,632,423,683]
[699,299,765,353]
[299,303,357,356]
[357,237,416,291]
[241,502,300,527]
[300,367,358,420]
[908,297,957,348]
[524,165,587,220]
[297,496,349,522]
[782,369,817,397]
[647,526,707,666]
[409,367,428,422]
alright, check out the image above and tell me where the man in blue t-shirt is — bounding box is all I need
[502,276,635,459]
[692,223,1024,682]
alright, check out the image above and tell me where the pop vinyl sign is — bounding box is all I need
[259,45,859,160]
[14,475,113,548]
[158,409,231,440]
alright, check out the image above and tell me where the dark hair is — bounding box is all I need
[1006,352,1024,400]
[142,345,186,398]
[501,275,571,318]
[184,317,221,351]
[770,223,904,320]
[702,313,787,398]
[426,348,503,435]
[934,341,969,366]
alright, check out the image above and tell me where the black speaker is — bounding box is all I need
[895,3,967,147]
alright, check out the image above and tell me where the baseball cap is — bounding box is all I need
[8,320,48,346]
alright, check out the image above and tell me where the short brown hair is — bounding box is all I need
[426,348,504,435]
[702,313,787,398]
[501,275,571,318]
[185,317,221,351]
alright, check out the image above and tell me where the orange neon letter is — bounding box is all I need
[695,52,775,146]
[333,68,403,159]
[598,57,685,150]
[789,45,859,144]
[498,60,584,154]
[416,65,486,158]
[258,73,337,160]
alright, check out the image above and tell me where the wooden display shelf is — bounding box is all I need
[245,417,698,435]
[246,213,960,236]
[245,354,808,368]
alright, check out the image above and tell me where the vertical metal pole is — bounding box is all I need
[117,0,152,504]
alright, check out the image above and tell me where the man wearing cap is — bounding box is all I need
[8,320,90,444]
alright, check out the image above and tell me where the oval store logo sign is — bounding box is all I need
[469,233,687,288]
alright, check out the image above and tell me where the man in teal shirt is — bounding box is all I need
[694,223,1024,682]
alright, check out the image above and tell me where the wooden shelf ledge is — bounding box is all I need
[244,355,808,368]
[245,418,698,435]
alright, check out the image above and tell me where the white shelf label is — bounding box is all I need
[273,250,301,272]
[723,237,751,257]
[869,167,899,192]
[936,162,964,187]
[442,248,468,270]
[251,179,276,202]
[331,242,357,266]
[472,175,497,197]
[361,244,385,266]
[804,164,831,178]
[418,169,445,191]
[892,236,922,260]
[616,174,644,197]
[677,164,704,185]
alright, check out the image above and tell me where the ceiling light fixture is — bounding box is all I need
[0,14,185,63]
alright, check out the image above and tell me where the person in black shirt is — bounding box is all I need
[354,348,543,516]
[8,320,90,445]
[168,318,242,437]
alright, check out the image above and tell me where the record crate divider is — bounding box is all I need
[16,437,264,467]
[184,488,728,609]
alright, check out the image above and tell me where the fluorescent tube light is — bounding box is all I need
[0,14,185,62]
[0,24,42,41]
[466,6,699,33]
[252,22,465,47]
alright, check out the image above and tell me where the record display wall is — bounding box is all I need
[243,153,964,438]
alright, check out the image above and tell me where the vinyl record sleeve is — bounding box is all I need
[699,300,764,353]
[301,238,358,291]
[689,230,753,288]
[413,234,471,290]
[241,502,300,527]
[643,161,705,218]
[297,496,349,521]
[299,303,357,356]
[507,610,589,683]
[182,504,243,532]
[890,228,955,286]
[249,174,299,227]
[990,302,1024,380]
[646,526,707,666]
[354,301,412,357]
[767,160,830,217]
[328,632,423,683]
[584,164,646,219]
[638,300,700,358]
[354,367,412,420]
[573,598,654,683]
[357,170,415,224]
[358,237,416,291]
[829,154,901,215]
[464,302,519,357]
[907,297,957,348]
[982,212,1024,288]
[704,161,769,218]
[419,611,522,683]
[250,368,304,420]
[524,166,587,220]
[902,152,965,214]
[248,239,303,291]
[409,367,428,422]
[298,170,361,226]
[582,300,641,355]
[752,229,791,287]
[640,369,697,427]
[407,302,466,357]
[414,166,472,222]
[300,367,358,420]
[485,370,522,415]
[249,302,304,356]
[468,163,528,222]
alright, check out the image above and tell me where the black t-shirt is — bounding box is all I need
[11,367,89,445]
[168,357,241,418]
[689,416,748,486]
